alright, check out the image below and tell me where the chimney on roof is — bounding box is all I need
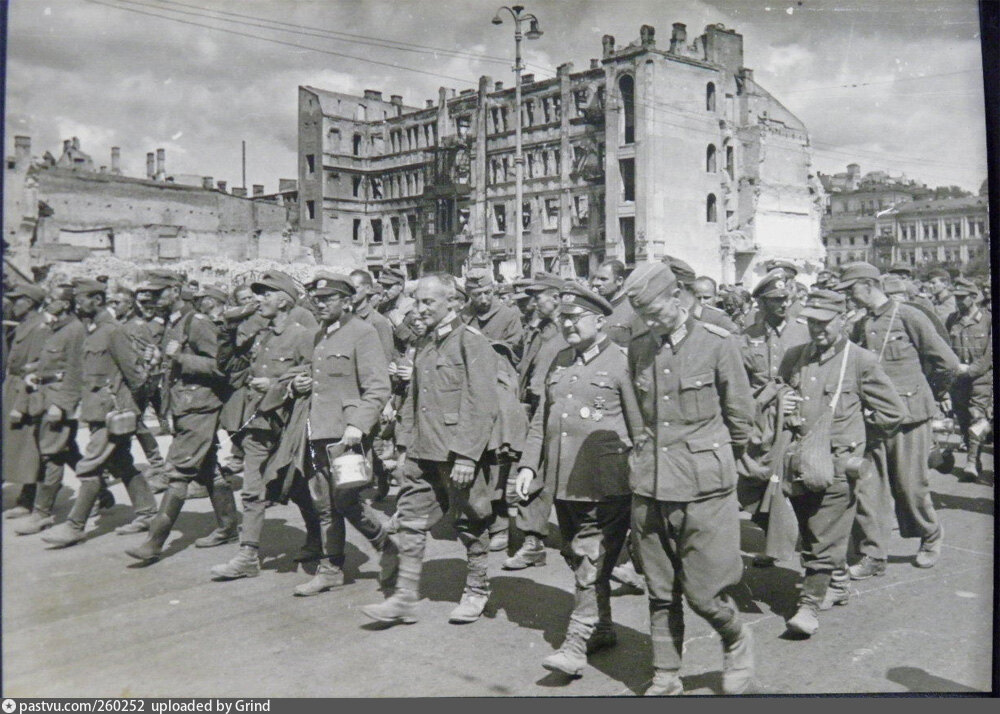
[64,139,72,153]
[278,178,297,192]
[364,89,383,101]
[14,136,30,167]
[426,99,435,108]
[494,81,503,91]
[522,73,534,84]
[146,152,155,179]
[602,35,615,58]
[640,24,655,47]
[252,184,264,197]
[670,23,687,52]
[217,180,227,192]
[99,166,107,174]
[232,187,248,198]
[155,148,165,181]
[110,146,121,174]
[390,94,402,106]
[590,58,600,69]
[202,176,214,190]
[71,136,80,150]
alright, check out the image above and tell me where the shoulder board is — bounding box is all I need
[193,313,206,320]
[464,324,483,336]
[702,322,731,338]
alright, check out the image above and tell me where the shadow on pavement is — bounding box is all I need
[886,666,982,693]
[733,557,801,619]
[931,491,994,516]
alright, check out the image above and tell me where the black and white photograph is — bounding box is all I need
[1,0,994,698]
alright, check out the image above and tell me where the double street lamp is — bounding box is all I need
[492,5,543,277]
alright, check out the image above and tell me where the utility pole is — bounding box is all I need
[241,140,247,190]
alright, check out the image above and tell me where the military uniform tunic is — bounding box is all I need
[462,298,524,360]
[2,310,47,485]
[947,307,992,419]
[741,319,810,391]
[605,292,636,347]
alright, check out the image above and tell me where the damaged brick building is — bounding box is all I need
[298,22,825,284]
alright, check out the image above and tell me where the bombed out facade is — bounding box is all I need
[298,23,825,284]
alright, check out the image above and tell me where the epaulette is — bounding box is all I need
[702,322,731,338]
[464,324,483,336]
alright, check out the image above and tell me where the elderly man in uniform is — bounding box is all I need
[3,284,50,520]
[14,283,86,536]
[946,278,993,482]
[777,290,905,636]
[462,267,524,359]
[737,269,811,567]
[663,256,738,333]
[209,270,323,582]
[836,263,960,577]
[624,262,756,696]
[515,282,641,677]
[505,274,567,569]
[590,259,634,347]
[283,273,394,596]
[363,273,499,626]
[125,273,239,563]
[41,279,159,546]
[377,268,414,328]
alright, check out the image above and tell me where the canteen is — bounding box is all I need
[106,408,138,436]
[331,449,371,490]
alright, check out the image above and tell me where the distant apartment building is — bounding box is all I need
[873,195,989,269]
[299,22,824,284]
[3,137,302,275]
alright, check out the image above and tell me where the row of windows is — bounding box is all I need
[346,170,426,199]
[487,195,591,234]
[489,148,561,184]
[824,234,871,248]
[896,245,982,263]
[898,219,985,241]
[353,214,419,244]
[388,124,436,154]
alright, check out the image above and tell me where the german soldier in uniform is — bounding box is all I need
[3,284,49,520]
[515,283,641,677]
[210,270,322,582]
[42,279,158,546]
[126,273,239,562]
[289,273,394,595]
[624,262,756,696]
[946,278,992,481]
[590,259,634,347]
[663,256,739,333]
[837,263,960,576]
[363,273,499,626]
[14,283,85,536]
[461,268,524,359]
[777,290,905,636]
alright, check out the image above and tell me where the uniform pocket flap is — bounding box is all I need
[443,412,459,424]
[686,435,728,452]
[680,372,714,390]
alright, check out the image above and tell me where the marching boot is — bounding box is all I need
[292,561,345,596]
[125,490,185,563]
[375,532,400,594]
[543,622,590,677]
[960,432,984,482]
[646,618,685,696]
[819,568,850,610]
[194,477,239,548]
[89,485,116,520]
[587,581,618,654]
[211,545,261,580]
[42,478,104,547]
[116,472,157,535]
[14,482,62,535]
[502,534,546,570]
[787,571,830,637]
[6,484,38,519]
[362,553,421,625]
[721,623,755,694]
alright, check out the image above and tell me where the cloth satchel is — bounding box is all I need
[785,342,851,493]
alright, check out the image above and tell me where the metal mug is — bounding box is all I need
[330,449,371,490]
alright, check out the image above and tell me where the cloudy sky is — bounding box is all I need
[5,0,988,193]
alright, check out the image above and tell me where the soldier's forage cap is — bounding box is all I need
[454,279,468,299]
[752,269,790,300]
[887,262,914,277]
[559,283,613,317]
[7,284,47,303]
[764,259,799,277]
[496,282,513,296]
[525,273,565,294]
[926,268,951,281]
[465,268,494,289]
[623,262,678,308]
[136,270,183,292]
[952,277,981,297]
[306,272,355,298]
[834,262,881,291]
[661,255,695,287]
[799,289,847,321]
[71,278,107,296]
[195,285,228,303]
[251,270,299,302]
[881,275,908,296]
[378,268,406,287]
[48,283,76,301]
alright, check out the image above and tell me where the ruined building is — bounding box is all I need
[3,137,302,276]
[298,23,825,284]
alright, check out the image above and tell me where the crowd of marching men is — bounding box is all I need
[1,255,992,694]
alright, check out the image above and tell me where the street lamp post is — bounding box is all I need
[493,5,542,278]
